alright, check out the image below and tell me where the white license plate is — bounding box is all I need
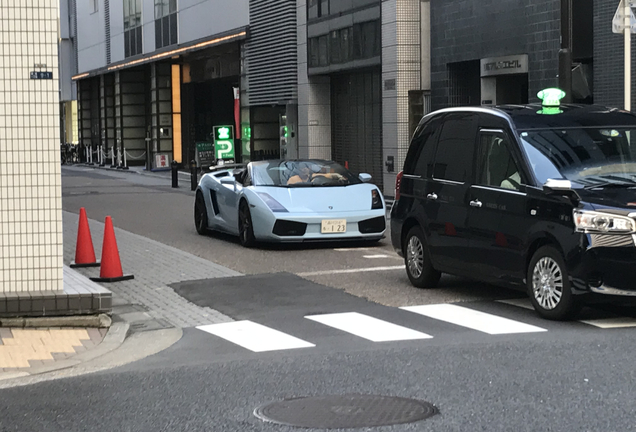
[321,219,347,233]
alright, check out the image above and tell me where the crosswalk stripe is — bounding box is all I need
[579,317,636,329]
[305,312,433,342]
[196,321,315,352]
[400,304,547,335]
[497,298,534,310]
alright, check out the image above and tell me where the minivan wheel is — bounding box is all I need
[527,246,580,321]
[404,226,441,288]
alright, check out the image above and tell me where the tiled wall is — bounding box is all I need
[382,0,421,191]
[430,0,560,109]
[0,0,63,293]
[594,0,634,109]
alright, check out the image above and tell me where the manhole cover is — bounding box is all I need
[254,394,437,429]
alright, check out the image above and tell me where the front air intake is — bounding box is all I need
[358,217,386,234]
[273,220,307,236]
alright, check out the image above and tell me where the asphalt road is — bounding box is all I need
[59,166,515,307]
[1,166,635,431]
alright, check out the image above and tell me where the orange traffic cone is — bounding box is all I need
[70,207,100,268]
[90,216,134,283]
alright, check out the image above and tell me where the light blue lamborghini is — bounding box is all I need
[194,159,387,247]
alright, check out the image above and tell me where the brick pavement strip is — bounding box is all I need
[62,210,237,328]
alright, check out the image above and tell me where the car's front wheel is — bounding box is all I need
[238,200,256,248]
[194,191,208,235]
[404,226,441,288]
[527,246,580,320]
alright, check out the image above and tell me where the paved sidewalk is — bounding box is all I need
[63,210,239,329]
[0,327,106,371]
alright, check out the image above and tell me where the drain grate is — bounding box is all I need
[254,394,438,429]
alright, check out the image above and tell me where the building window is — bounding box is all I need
[123,0,142,57]
[90,0,98,13]
[353,21,381,60]
[155,0,178,49]
[308,21,378,68]
[307,0,328,20]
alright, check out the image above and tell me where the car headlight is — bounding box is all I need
[371,189,383,210]
[573,210,636,233]
[257,192,288,213]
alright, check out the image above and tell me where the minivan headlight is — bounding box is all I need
[573,210,636,233]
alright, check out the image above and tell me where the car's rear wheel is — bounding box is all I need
[404,226,441,288]
[527,246,580,320]
[194,191,208,235]
[239,200,256,247]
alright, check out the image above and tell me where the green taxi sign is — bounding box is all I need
[537,88,566,107]
[537,88,566,115]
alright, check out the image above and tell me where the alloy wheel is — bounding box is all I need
[532,257,563,310]
[406,235,424,279]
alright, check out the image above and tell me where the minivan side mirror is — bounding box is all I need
[359,173,372,183]
[543,178,572,194]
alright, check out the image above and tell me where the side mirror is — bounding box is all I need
[220,176,236,186]
[359,173,372,183]
[543,178,572,194]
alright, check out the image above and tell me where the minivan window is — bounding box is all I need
[405,120,439,177]
[432,114,477,182]
[477,132,522,191]
[520,128,636,186]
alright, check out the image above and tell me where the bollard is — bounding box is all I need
[171,160,178,188]
[190,160,198,191]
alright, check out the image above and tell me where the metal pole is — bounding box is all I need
[190,160,198,191]
[111,145,115,167]
[626,0,632,111]
[123,147,128,170]
[171,160,178,188]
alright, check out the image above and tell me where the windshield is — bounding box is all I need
[520,128,636,187]
[251,160,362,187]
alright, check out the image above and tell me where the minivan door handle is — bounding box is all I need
[427,193,438,200]
[469,199,482,208]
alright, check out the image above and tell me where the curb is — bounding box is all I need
[0,314,112,328]
[0,321,129,381]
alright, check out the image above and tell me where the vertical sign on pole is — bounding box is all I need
[213,125,235,162]
[613,0,636,110]
[626,0,632,111]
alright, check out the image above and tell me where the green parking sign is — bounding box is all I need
[213,125,234,141]
[213,125,235,160]
[215,140,235,160]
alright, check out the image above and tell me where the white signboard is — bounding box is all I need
[613,0,636,34]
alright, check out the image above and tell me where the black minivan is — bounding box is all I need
[391,91,636,320]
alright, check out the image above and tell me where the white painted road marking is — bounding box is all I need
[401,304,547,335]
[497,298,534,310]
[579,317,636,329]
[197,321,315,352]
[500,298,636,329]
[306,312,432,342]
[363,254,390,259]
[297,265,404,277]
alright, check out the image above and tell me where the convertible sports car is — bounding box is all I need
[194,159,387,247]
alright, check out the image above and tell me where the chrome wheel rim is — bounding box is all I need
[532,257,563,310]
[406,236,424,279]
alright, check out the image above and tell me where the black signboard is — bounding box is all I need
[196,142,215,169]
[30,71,53,80]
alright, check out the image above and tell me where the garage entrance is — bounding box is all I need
[331,69,383,189]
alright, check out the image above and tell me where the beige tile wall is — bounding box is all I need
[0,0,63,293]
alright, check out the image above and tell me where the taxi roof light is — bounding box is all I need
[537,88,566,107]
